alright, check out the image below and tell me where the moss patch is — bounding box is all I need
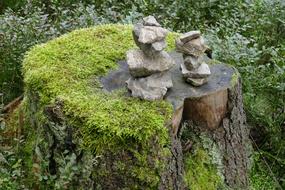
[184,149,222,190]
[23,24,179,188]
[23,24,178,151]
[181,123,224,189]
[230,71,239,88]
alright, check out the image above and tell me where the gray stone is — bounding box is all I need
[151,40,167,51]
[185,77,208,86]
[184,55,202,70]
[181,62,211,79]
[137,26,168,44]
[133,33,166,57]
[133,17,168,56]
[133,23,143,37]
[143,16,161,27]
[132,30,152,54]
[125,16,174,99]
[179,31,201,43]
[126,72,173,100]
[127,49,175,77]
[176,37,207,57]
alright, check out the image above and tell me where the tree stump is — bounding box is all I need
[101,52,251,189]
[23,25,251,189]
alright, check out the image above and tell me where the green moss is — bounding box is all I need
[184,149,222,190]
[181,124,224,189]
[23,24,179,149]
[23,24,179,188]
[208,59,222,65]
[230,71,239,88]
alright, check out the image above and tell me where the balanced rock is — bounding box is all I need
[143,15,161,26]
[133,36,167,57]
[184,55,202,70]
[133,22,168,56]
[133,23,143,37]
[126,16,174,100]
[181,62,211,79]
[179,30,201,43]
[176,36,207,57]
[176,30,211,87]
[127,49,175,77]
[136,25,168,44]
[186,77,208,87]
[151,40,167,51]
[126,72,173,100]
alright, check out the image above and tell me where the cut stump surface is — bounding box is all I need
[101,52,235,134]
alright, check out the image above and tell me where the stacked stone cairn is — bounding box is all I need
[126,16,175,100]
[176,31,211,86]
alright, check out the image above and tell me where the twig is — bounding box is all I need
[3,95,24,114]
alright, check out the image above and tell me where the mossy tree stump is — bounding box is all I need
[23,24,251,189]
[102,52,251,189]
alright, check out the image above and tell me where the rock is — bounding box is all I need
[133,33,166,57]
[132,17,168,56]
[184,55,202,70]
[126,16,173,99]
[132,31,153,56]
[176,31,211,87]
[137,26,168,44]
[181,62,211,79]
[132,37,154,57]
[179,31,201,43]
[185,77,208,86]
[143,16,161,26]
[133,23,143,37]
[176,37,207,57]
[151,40,167,51]
[126,72,173,100]
[127,49,175,77]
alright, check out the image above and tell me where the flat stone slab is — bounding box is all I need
[181,62,211,79]
[126,72,173,100]
[186,77,208,86]
[179,31,201,43]
[100,52,235,110]
[126,49,175,77]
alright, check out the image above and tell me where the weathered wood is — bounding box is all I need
[183,90,228,130]
[211,76,251,188]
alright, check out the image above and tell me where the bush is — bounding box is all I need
[204,2,285,186]
[0,2,106,104]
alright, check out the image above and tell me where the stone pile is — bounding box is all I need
[176,31,211,86]
[126,16,175,100]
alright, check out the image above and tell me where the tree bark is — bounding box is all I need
[179,76,251,189]
[211,76,251,188]
[165,54,251,189]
